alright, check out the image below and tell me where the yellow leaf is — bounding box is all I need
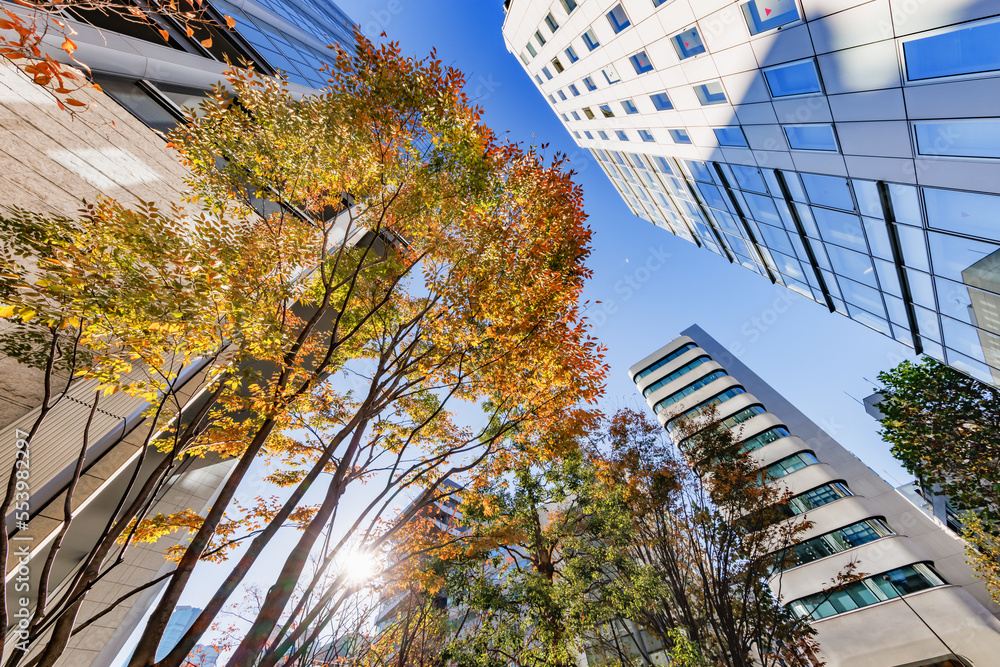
[20,309,35,322]
[0,305,14,318]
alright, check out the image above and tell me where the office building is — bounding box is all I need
[629,324,1000,667]
[503,0,1000,387]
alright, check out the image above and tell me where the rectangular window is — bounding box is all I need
[904,20,1000,81]
[583,107,596,120]
[552,57,565,73]
[534,74,544,86]
[650,92,673,110]
[763,59,822,97]
[599,104,615,118]
[545,12,559,33]
[568,83,580,96]
[671,28,706,60]
[653,0,670,5]
[915,120,1000,159]
[607,4,631,33]
[573,131,581,139]
[560,0,578,14]
[548,94,557,104]
[525,42,537,57]
[584,130,594,139]
[565,45,579,63]
[598,130,609,140]
[694,81,727,105]
[561,113,569,121]
[785,124,838,151]
[714,127,748,147]
[582,28,600,51]
[621,99,638,114]
[924,186,1000,242]
[742,0,800,35]
[571,111,581,120]
[630,51,654,74]
[557,89,567,101]
[583,76,597,91]
[602,65,621,85]
[639,129,655,143]
[535,30,547,47]
[652,156,673,174]
[519,51,531,66]
[669,129,692,144]
[616,130,629,141]
[542,66,553,81]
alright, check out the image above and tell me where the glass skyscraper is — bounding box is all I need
[503,0,1000,387]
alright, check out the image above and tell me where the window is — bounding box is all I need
[653,0,670,5]
[924,186,1000,243]
[904,20,1000,81]
[557,89,567,101]
[561,113,569,121]
[542,66,553,80]
[668,387,748,434]
[639,129,655,143]
[714,127,748,147]
[568,83,580,96]
[616,130,629,141]
[652,156,673,174]
[583,107,596,120]
[552,57,565,73]
[621,99,638,114]
[694,81,727,106]
[635,343,699,381]
[630,51,654,74]
[573,131,581,139]
[584,130,594,139]
[741,427,791,452]
[525,42,537,58]
[786,482,852,515]
[583,76,597,91]
[606,4,631,33]
[742,0,800,35]
[545,12,559,33]
[599,104,615,118]
[582,28,600,51]
[534,74,544,86]
[669,129,692,144]
[671,27,706,60]
[784,124,838,151]
[763,451,819,480]
[535,30,547,47]
[652,370,728,412]
[571,111,581,120]
[777,519,894,571]
[602,64,621,85]
[763,59,822,97]
[598,130,609,140]
[548,94,557,104]
[915,120,1000,159]
[789,563,945,620]
[565,45,580,64]
[650,92,673,110]
[801,173,854,210]
[721,405,766,429]
[560,0,578,14]
[519,51,530,66]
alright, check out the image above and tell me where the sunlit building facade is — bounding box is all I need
[503,0,1000,386]
[629,324,1000,667]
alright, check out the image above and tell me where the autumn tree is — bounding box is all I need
[0,33,605,667]
[876,357,1000,603]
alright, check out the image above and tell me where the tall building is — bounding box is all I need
[155,606,203,662]
[628,324,1000,667]
[503,0,1000,387]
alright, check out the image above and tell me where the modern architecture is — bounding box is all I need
[629,324,1000,667]
[503,0,1000,387]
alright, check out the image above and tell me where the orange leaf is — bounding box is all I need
[61,37,76,54]
[91,82,102,93]
[186,25,193,38]
[54,87,72,93]
[224,14,235,28]
[159,28,169,41]
[200,36,212,48]
[0,19,13,29]
[33,74,50,86]
[64,98,87,107]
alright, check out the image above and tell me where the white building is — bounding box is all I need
[628,324,1000,667]
[502,0,1000,387]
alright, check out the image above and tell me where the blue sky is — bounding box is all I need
[334,0,921,484]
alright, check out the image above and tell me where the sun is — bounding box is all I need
[343,549,379,585]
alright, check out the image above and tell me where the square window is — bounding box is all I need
[639,129,655,143]
[525,42,537,57]
[552,57,565,73]
[535,30,547,47]
[568,83,580,96]
[582,28,600,51]
[599,104,615,118]
[545,12,559,33]
[602,65,621,85]
[598,130,609,140]
[742,0,800,35]
[583,76,597,91]
[607,4,631,33]
[584,130,594,139]
[650,92,673,110]
[630,51,654,74]
[565,45,580,63]
[616,130,629,141]
[542,66,554,81]
[669,129,691,144]
[763,59,822,97]
[621,99,638,114]
[785,124,839,151]
[571,111,581,120]
[583,107,596,120]
[714,127,748,147]
[671,28,706,60]
[694,81,727,105]
[560,0,578,14]
[557,89,567,101]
